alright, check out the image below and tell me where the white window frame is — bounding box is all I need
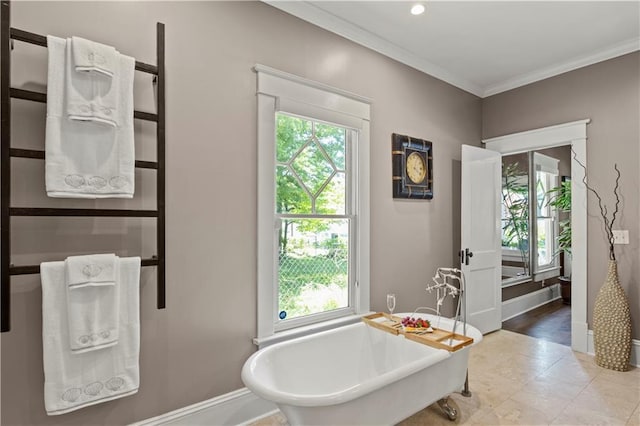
[273,115,353,332]
[254,65,371,347]
[532,152,560,278]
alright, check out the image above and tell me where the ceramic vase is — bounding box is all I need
[593,260,632,371]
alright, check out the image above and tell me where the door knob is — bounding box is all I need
[465,248,474,265]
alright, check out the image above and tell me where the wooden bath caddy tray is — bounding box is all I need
[362,313,473,352]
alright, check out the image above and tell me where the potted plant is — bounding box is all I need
[546,178,571,304]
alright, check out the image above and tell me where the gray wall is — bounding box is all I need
[1,2,481,424]
[538,145,572,180]
[483,52,640,339]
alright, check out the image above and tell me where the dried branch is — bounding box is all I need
[611,163,622,234]
[571,149,621,260]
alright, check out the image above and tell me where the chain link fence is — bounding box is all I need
[278,235,348,320]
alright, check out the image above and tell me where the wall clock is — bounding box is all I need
[392,133,433,199]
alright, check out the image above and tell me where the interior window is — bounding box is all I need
[533,153,560,274]
[501,154,531,284]
[501,152,560,286]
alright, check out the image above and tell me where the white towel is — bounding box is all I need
[65,254,119,353]
[45,36,135,199]
[67,37,119,128]
[71,36,118,78]
[41,257,141,416]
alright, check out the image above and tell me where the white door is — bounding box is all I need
[461,145,502,334]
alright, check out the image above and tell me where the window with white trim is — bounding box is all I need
[533,152,560,274]
[500,152,561,285]
[255,65,371,343]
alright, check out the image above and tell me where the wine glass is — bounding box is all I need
[386,293,396,316]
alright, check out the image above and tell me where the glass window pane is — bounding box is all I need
[316,123,346,170]
[501,156,530,281]
[501,188,529,249]
[290,140,334,197]
[274,115,351,323]
[316,172,346,215]
[276,165,311,214]
[277,219,349,321]
[501,162,529,250]
[276,115,312,163]
[537,171,557,217]
[537,217,554,267]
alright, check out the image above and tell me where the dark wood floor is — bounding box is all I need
[502,299,571,346]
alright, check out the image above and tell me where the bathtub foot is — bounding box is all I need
[437,397,458,421]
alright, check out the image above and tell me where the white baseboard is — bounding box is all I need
[129,388,277,426]
[501,283,561,322]
[587,330,640,368]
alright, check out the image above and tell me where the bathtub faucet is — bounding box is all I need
[427,267,463,315]
[426,267,472,399]
[426,267,468,340]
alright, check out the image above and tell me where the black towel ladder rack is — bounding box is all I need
[0,0,166,332]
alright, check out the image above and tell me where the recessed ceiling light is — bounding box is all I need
[411,4,425,15]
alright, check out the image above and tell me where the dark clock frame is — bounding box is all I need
[392,133,433,199]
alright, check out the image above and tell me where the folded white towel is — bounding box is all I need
[66,253,117,287]
[41,257,141,416]
[71,36,118,78]
[46,36,135,198]
[67,37,119,128]
[65,254,119,353]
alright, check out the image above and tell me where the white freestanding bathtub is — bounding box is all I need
[241,313,482,425]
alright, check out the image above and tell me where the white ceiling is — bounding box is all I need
[266,1,640,97]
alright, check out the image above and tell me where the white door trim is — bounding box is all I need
[483,119,590,353]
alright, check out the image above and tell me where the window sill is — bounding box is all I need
[534,266,561,282]
[502,276,532,288]
[252,312,374,350]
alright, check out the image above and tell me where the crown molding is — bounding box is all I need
[265,1,640,99]
[483,37,640,97]
[264,0,485,97]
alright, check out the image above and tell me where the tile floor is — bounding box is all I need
[251,330,640,425]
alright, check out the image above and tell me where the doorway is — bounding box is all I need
[499,146,572,345]
[483,119,589,353]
